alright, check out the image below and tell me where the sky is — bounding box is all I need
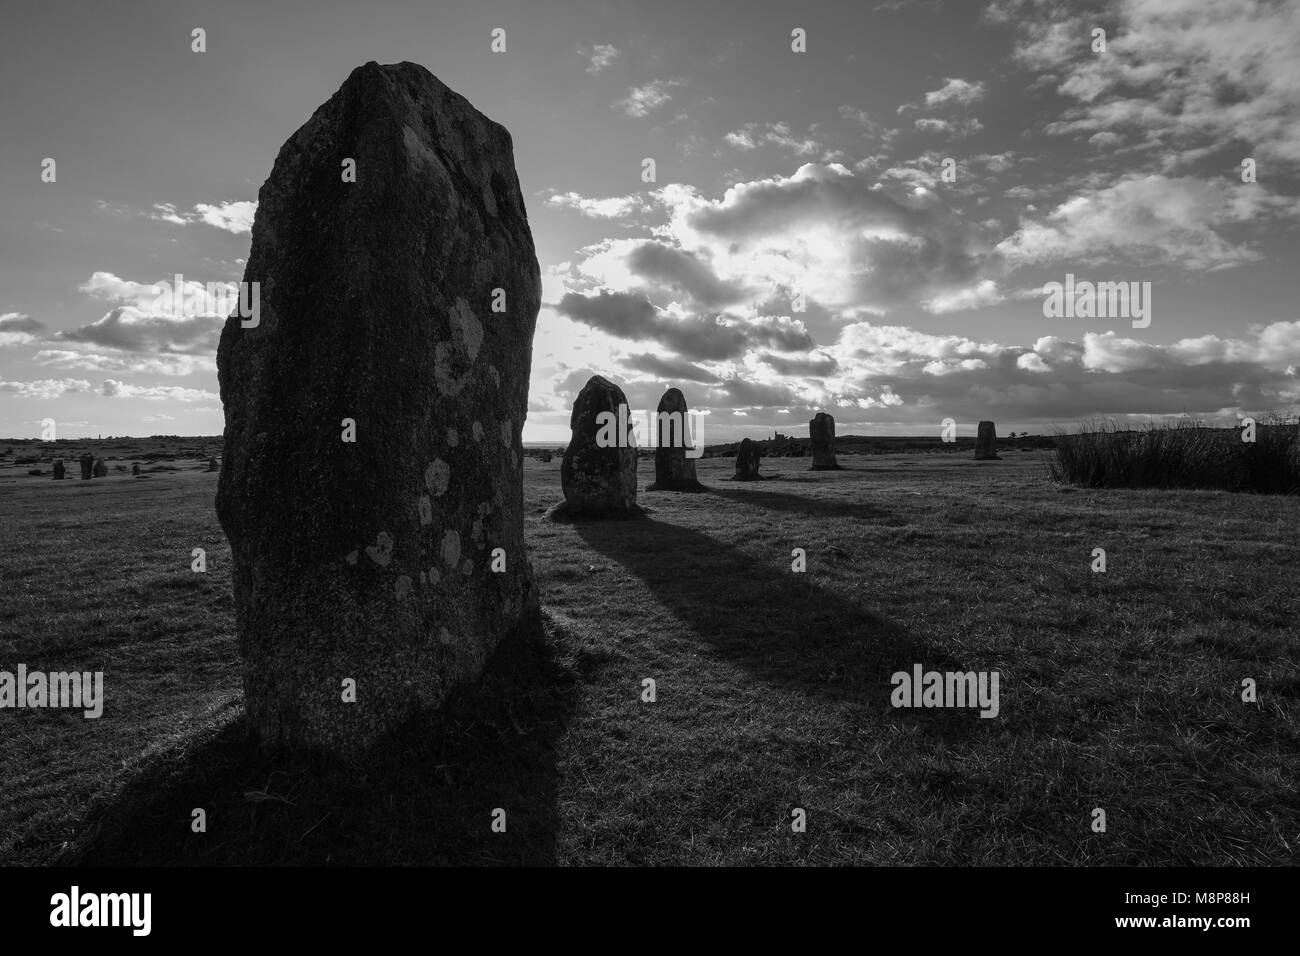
[2,0,1299,443]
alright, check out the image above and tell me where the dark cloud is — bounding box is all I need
[705,377,805,409]
[57,306,224,354]
[625,241,747,308]
[556,290,804,360]
[0,314,46,335]
[759,352,839,376]
[623,352,721,384]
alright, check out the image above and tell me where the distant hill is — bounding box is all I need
[699,432,1058,457]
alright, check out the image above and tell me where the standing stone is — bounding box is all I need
[215,61,541,757]
[206,457,219,472]
[539,450,552,463]
[558,375,638,516]
[92,459,108,478]
[78,454,93,480]
[647,387,704,492]
[733,438,762,481]
[974,420,1001,460]
[132,463,141,477]
[52,461,65,480]
[809,412,841,470]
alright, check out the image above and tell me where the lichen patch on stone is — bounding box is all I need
[450,297,484,361]
[424,459,451,495]
[365,532,394,567]
[440,530,461,567]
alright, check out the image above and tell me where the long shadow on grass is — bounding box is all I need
[706,485,905,522]
[574,517,971,717]
[60,623,577,866]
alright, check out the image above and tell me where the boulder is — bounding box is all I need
[647,387,704,491]
[215,61,541,757]
[557,375,638,516]
[809,412,842,470]
[92,459,108,478]
[206,457,220,472]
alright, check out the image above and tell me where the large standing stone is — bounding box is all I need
[215,61,541,757]
[733,438,762,481]
[974,420,1000,460]
[52,461,65,480]
[647,387,704,492]
[78,454,93,480]
[92,459,108,478]
[809,412,841,470]
[558,375,638,516]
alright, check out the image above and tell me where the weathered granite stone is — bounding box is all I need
[539,450,552,463]
[734,438,762,481]
[215,61,541,757]
[975,420,1000,460]
[206,457,219,472]
[809,412,841,470]
[558,375,638,516]
[92,459,108,478]
[78,454,93,480]
[647,387,704,492]
[52,461,65,480]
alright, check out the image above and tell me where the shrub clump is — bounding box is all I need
[1048,416,1300,494]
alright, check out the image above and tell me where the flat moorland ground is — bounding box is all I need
[0,447,1296,865]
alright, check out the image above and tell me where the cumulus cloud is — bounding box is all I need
[33,349,215,376]
[585,43,620,75]
[545,191,652,219]
[99,379,218,402]
[65,272,233,354]
[615,79,684,117]
[997,174,1296,271]
[990,0,1300,167]
[0,378,94,399]
[913,116,983,137]
[923,77,988,108]
[0,313,46,348]
[673,163,995,314]
[898,76,986,137]
[724,122,823,156]
[148,200,257,233]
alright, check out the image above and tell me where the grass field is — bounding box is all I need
[1,447,1296,865]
